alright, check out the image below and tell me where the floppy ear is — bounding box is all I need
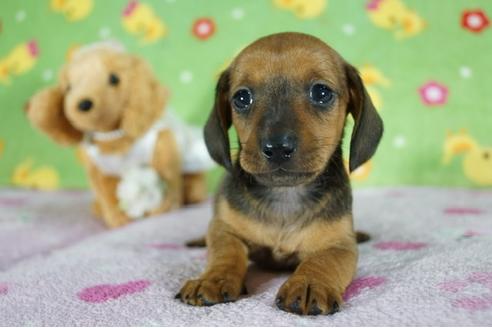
[26,67,83,145]
[204,70,232,171]
[121,55,165,139]
[345,63,384,172]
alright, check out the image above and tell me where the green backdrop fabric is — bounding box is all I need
[1,0,491,190]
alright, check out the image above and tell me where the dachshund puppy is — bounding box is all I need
[176,32,383,315]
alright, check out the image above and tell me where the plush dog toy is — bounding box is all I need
[27,42,213,228]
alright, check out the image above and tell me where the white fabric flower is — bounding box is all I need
[116,166,165,219]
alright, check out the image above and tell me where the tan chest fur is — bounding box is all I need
[217,197,354,261]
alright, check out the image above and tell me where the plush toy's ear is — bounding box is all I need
[26,67,83,145]
[204,70,232,171]
[121,55,165,139]
[345,63,384,172]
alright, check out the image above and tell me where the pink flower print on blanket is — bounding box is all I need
[0,197,27,207]
[0,283,8,295]
[343,276,387,301]
[77,280,150,303]
[374,241,428,251]
[438,272,492,311]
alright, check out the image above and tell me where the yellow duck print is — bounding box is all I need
[122,0,167,44]
[443,130,492,186]
[0,40,39,85]
[366,0,425,39]
[344,159,373,182]
[273,0,327,19]
[11,159,59,190]
[51,0,93,22]
[359,64,390,110]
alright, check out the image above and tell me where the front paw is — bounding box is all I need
[176,273,245,306]
[276,275,342,315]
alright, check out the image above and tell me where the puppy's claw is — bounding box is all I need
[276,275,343,315]
[308,302,322,316]
[290,297,302,314]
[329,301,340,315]
[276,296,286,310]
[177,275,243,306]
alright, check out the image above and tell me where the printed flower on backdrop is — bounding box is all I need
[461,9,490,33]
[418,81,448,106]
[192,18,215,40]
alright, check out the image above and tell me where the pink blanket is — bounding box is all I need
[1,187,491,325]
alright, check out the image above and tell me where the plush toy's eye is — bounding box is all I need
[232,88,253,113]
[109,73,120,86]
[309,83,335,107]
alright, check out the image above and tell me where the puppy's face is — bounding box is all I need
[205,33,383,187]
[230,36,349,186]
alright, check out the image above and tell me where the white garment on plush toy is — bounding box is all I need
[82,108,215,219]
[116,166,165,219]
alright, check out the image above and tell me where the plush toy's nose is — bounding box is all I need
[78,99,93,112]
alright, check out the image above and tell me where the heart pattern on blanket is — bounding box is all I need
[374,241,428,250]
[0,283,8,295]
[438,272,492,311]
[77,280,150,303]
[444,207,485,215]
[0,197,27,207]
[343,276,387,301]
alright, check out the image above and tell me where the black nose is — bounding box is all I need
[261,133,297,163]
[78,99,93,112]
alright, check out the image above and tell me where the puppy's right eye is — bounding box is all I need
[232,88,253,112]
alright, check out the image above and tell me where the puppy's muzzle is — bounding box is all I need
[261,132,297,164]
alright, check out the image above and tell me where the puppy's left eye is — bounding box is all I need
[309,83,334,106]
[109,73,120,86]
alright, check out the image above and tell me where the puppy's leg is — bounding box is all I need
[276,240,357,315]
[177,218,248,306]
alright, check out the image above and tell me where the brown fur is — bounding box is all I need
[26,46,208,228]
[176,33,383,315]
